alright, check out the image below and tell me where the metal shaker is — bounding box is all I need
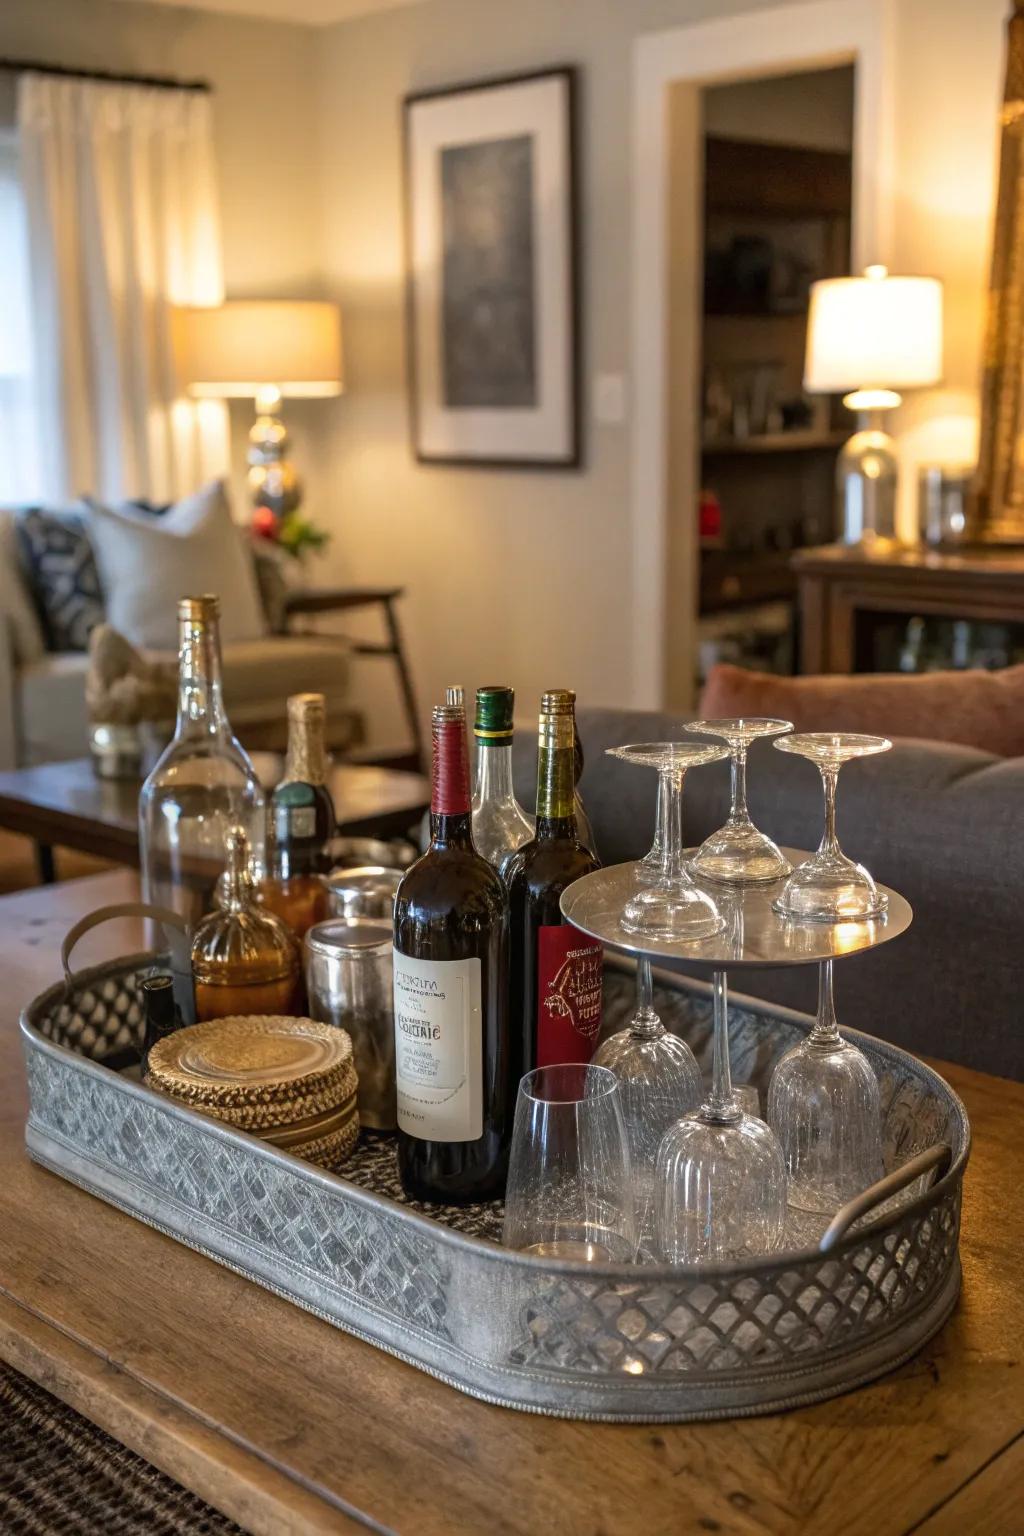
[326,865,404,920]
[304,917,396,1130]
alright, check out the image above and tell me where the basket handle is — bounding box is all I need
[60,902,189,984]
[818,1143,953,1253]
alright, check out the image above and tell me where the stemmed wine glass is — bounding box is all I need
[772,733,892,921]
[593,956,703,1254]
[689,717,793,884]
[767,959,883,1213]
[655,968,787,1263]
[605,743,729,941]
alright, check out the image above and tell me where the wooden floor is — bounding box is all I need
[0,829,111,895]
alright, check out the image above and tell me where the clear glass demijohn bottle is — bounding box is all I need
[139,595,266,930]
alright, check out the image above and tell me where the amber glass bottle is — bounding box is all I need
[505,691,603,1089]
[260,693,335,938]
[192,827,301,1022]
[392,701,511,1204]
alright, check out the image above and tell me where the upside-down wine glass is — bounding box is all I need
[767,958,883,1213]
[689,717,794,884]
[772,733,892,921]
[655,969,787,1263]
[593,957,703,1254]
[606,743,730,941]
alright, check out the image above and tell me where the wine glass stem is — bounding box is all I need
[707,969,740,1120]
[818,765,841,856]
[652,771,669,871]
[632,956,661,1038]
[662,767,687,880]
[729,745,749,823]
[813,958,842,1045]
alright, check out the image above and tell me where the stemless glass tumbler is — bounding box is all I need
[503,1064,635,1262]
[606,743,729,942]
[593,957,703,1253]
[772,732,892,921]
[767,959,883,1213]
[689,717,793,884]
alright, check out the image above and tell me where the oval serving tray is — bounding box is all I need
[20,953,968,1422]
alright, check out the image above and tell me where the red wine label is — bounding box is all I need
[536,925,603,1067]
[393,953,483,1141]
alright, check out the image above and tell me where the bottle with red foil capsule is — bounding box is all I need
[505,691,603,1087]
[392,700,511,1203]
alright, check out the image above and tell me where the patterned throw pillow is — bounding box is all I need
[16,507,106,653]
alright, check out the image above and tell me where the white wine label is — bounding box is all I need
[393,953,483,1142]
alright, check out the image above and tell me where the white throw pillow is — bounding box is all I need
[86,482,268,651]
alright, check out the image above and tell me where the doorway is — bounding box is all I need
[629,0,894,710]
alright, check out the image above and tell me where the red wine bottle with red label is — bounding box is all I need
[506,691,603,1089]
[392,701,511,1204]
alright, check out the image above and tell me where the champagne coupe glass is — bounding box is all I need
[655,969,787,1263]
[635,772,671,886]
[689,718,794,884]
[605,743,730,941]
[593,957,703,1254]
[767,959,883,1213]
[503,1063,635,1262]
[772,733,892,921]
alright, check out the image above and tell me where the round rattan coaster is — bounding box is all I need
[146,1015,352,1108]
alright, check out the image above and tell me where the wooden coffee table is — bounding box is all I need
[2,870,1024,1535]
[0,756,429,881]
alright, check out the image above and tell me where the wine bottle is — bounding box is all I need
[393,700,511,1203]
[471,685,535,875]
[139,595,265,929]
[565,689,600,861]
[505,692,603,1087]
[260,692,334,937]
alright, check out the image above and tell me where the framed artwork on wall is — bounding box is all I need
[403,66,580,469]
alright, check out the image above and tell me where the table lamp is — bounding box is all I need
[173,300,343,518]
[804,265,943,544]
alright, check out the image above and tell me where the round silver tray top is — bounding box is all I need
[560,848,913,968]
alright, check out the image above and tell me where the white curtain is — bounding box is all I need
[0,130,43,503]
[17,72,230,505]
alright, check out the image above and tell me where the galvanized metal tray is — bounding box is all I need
[20,955,968,1422]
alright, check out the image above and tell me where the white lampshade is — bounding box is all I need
[173,300,343,399]
[804,266,943,396]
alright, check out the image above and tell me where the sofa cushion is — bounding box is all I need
[0,509,45,664]
[13,507,103,653]
[699,661,1024,757]
[86,481,267,651]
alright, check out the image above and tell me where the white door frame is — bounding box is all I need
[629,0,896,706]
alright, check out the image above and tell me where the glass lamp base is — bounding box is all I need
[655,1112,787,1263]
[691,821,792,885]
[767,1036,883,1214]
[622,881,724,942]
[772,849,887,922]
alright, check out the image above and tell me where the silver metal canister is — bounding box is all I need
[304,917,396,1130]
[327,865,404,920]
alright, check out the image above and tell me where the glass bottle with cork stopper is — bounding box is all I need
[192,826,301,1021]
[259,692,335,938]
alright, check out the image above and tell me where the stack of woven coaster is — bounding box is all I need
[146,1015,359,1169]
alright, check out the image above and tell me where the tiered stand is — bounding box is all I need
[20,851,968,1422]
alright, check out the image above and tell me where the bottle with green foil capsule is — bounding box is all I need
[471,686,535,875]
[505,692,603,1090]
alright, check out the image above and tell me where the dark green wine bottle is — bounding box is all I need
[506,691,603,1089]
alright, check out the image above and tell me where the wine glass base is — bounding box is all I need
[622,883,725,943]
[772,852,888,923]
[690,822,792,886]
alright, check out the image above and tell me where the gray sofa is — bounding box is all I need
[514,707,1022,1081]
[0,507,358,768]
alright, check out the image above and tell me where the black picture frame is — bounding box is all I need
[402,65,581,471]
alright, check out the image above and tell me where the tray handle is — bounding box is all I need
[818,1142,953,1253]
[61,903,196,1027]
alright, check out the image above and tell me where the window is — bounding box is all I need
[0,130,42,502]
